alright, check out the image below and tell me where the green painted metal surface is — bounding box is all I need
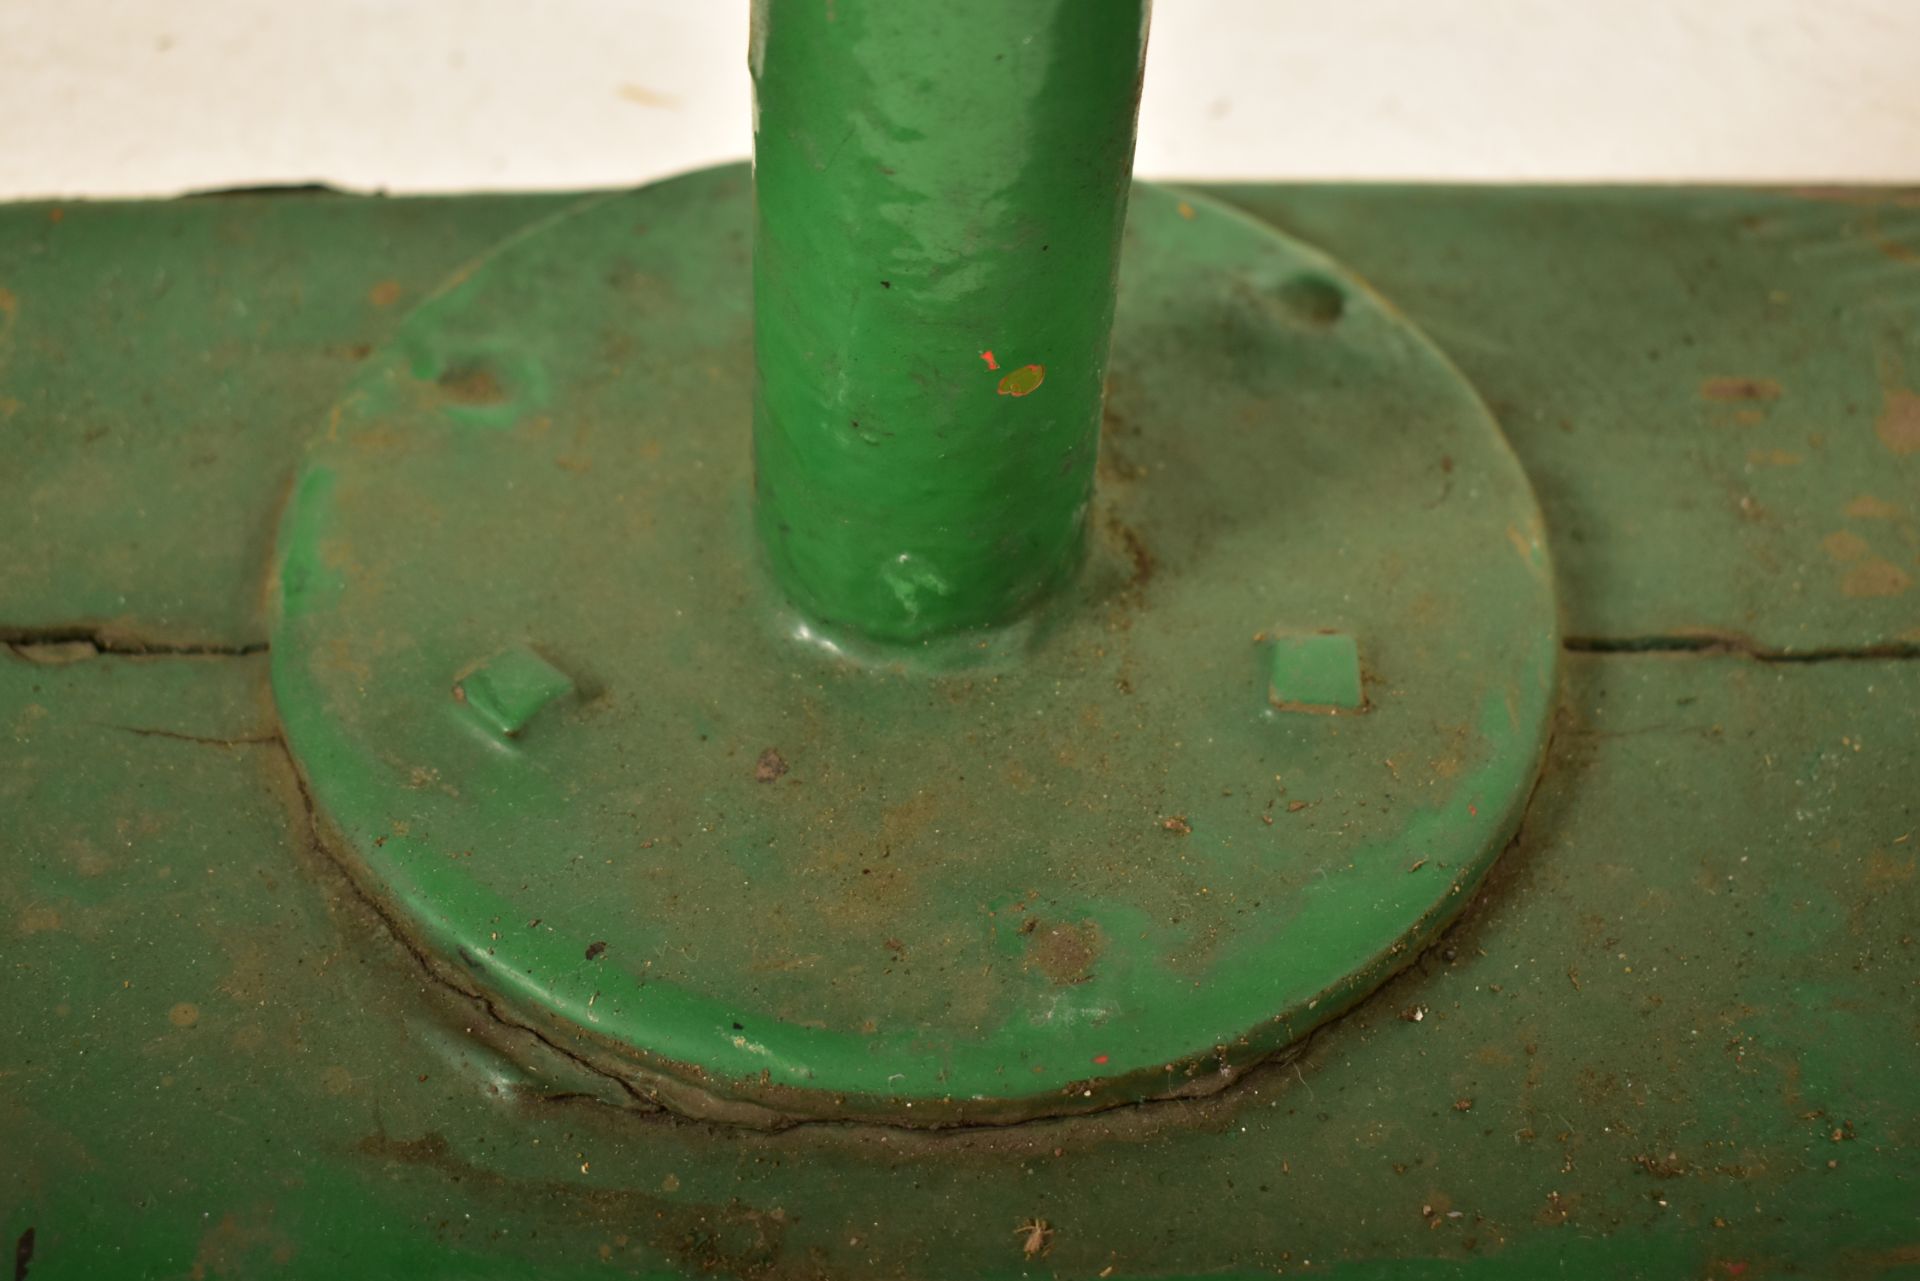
[1197,184,1920,655]
[266,166,1555,1125]
[0,190,575,649]
[2,180,1917,1277]
[752,2,1147,642]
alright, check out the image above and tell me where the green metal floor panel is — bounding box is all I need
[3,182,1917,1279]
[1198,184,1920,654]
[0,191,578,648]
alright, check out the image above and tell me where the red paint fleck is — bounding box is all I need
[1093,1054,1109,1066]
[979,350,999,370]
[1468,802,1479,816]
[1724,1265,1748,1279]
[998,363,1045,398]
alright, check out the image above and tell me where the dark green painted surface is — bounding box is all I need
[1198,184,1920,654]
[0,191,582,649]
[264,168,1556,1124]
[752,2,1146,641]
[2,181,1917,1277]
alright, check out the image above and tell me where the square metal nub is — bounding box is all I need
[1264,630,1366,715]
[453,646,576,740]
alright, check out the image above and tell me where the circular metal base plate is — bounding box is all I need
[271,166,1557,1126]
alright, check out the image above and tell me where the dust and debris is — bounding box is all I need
[1877,388,1920,455]
[1845,494,1905,520]
[1024,921,1102,986]
[436,363,507,405]
[754,748,789,783]
[1700,377,1782,403]
[1842,559,1912,598]
[1014,1218,1054,1259]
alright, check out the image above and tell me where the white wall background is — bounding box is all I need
[2,0,1915,199]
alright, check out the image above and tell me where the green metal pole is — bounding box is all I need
[751,0,1150,644]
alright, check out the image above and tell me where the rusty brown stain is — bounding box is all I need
[753,748,789,783]
[218,936,277,1005]
[187,1206,295,1280]
[64,836,113,879]
[1863,848,1915,890]
[1700,377,1782,404]
[366,280,402,307]
[436,363,508,405]
[1875,389,1920,455]
[1872,233,1919,264]
[1821,530,1870,563]
[354,1130,788,1276]
[1842,558,1912,598]
[1025,920,1102,986]
[1746,448,1803,467]
[1102,514,1154,589]
[1845,494,1906,520]
[878,788,939,847]
[17,904,61,935]
[168,1001,200,1029]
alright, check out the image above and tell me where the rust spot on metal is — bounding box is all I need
[436,363,508,405]
[753,748,789,782]
[1821,530,1870,562]
[1700,377,1781,403]
[1025,921,1102,986]
[1841,558,1912,598]
[1876,388,1920,455]
[354,1128,789,1274]
[1845,494,1905,520]
[17,904,61,935]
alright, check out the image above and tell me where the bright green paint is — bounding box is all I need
[453,647,576,740]
[1266,630,1367,712]
[750,1,1148,643]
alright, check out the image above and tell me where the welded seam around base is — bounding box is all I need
[264,731,669,1119]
